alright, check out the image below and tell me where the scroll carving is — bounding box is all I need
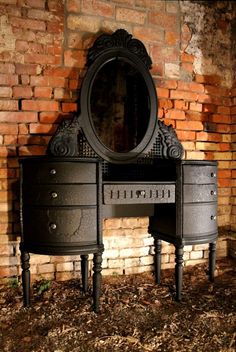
[87,29,152,69]
[157,120,184,159]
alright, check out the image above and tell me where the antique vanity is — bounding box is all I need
[20,30,218,312]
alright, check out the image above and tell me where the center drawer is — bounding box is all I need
[183,184,217,203]
[22,184,97,206]
[103,183,175,204]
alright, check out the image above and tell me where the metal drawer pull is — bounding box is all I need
[50,169,56,175]
[136,190,146,197]
[49,223,57,230]
[210,190,217,195]
[50,192,58,199]
[211,172,216,178]
[211,215,217,221]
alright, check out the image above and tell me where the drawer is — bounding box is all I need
[183,165,217,184]
[22,161,96,184]
[22,207,97,244]
[183,203,217,236]
[103,183,175,204]
[183,184,217,203]
[23,184,96,206]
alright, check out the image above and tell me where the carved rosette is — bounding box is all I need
[87,29,152,69]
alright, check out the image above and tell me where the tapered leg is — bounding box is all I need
[175,245,184,301]
[154,238,162,284]
[81,254,89,292]
[20,249,30,307]
[92,252,102,313]
[209,242,216,282]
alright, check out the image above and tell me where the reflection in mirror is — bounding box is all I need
[90,59,150,153]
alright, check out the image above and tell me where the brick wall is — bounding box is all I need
[0,0,235,283]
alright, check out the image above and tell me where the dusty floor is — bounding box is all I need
[0,258,235,352]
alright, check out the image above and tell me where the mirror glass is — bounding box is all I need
[90,59,150,153]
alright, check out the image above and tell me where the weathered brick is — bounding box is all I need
[170,90,198,101]
[18,145,47,156]
[13,86,32,98]
[34,87,52,98]
[29,123,57,134]
[165,63,180,79]
[165,31,179,45]
[0,100,18,111]
[9,16,46,31]
[0,112,37,122]
[149,11,177,29]
[0,87,12,98]
[81,0,114,17]
[166,110,185,120]
[0,124,18,135]
[0,63,15,74]
[22,100,59,112]
[176,130,195,140]
[176,120,203,131]
[157,87,169,98]
[0,74,18,86]
[174,100,188,110]
[116,7,146,24]
[64,50,86,68]
[133,26,164,43]
[189,102,203,112]
[62,103,77,112]
[67,14,100,32]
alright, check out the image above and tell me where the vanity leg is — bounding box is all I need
[175,245,184,302]
[81,254,89,292]
[92,252,102,313]
[154,238,162,284]
[20,249,30,307]
[209,242,216,282]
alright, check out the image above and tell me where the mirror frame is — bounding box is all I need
[79,29,158,164]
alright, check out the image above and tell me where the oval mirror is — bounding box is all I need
[90,59,150,153]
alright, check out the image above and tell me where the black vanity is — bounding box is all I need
[20,30,218,312]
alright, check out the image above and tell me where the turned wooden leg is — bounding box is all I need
[209,242,216,282]
[81,254,89,292]
[20,247,30,307]
[92,252,102,313]
[154,238,162,284]
[175,245,184,301]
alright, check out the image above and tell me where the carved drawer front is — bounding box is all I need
[183,165,217,184]
[183,203,217,236]
[183,184,217,203]
[23,184,96,206]
[22,162,96,184]
[103,183,175,204]
[22,207,97,244]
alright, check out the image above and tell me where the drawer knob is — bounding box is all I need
[49,223,57,230]
[211,215,217,221]
[211,172,216,178]
[51,192,58,199]
[50,169,56,175]
[136,190,146,197]
[210,190,217,196]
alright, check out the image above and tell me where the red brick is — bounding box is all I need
[196,132,221,142]
[48,77,67,88]
[211,114,231,124]
[219,143,230,151]
[218,179,231,187]
[181,52,194,63]
[203,104,217,113]
[159,99,173,109]
[178,81,204,93]
[0,100,18,111]
[18,145,47,156]
[197,94,223,105]
[29,123,57,134]
[165,31,179,45]
[0,63,15,74]
[64,50,86,68]
[4,135,18,145]
[54,88,71,100]
[232,170,236,178]
[0,124,18,135]
[43,67,78,79]
[166,110,185,120]
[156,79,177,90]
[15,40,29,52]
[217,106,231,114]
[162,118,176,128]
[181,62,193,73]
[186,112,208,122]
[0,112,37,122]
[81,0,114,17]
[170,90,198,101]
[21,75,30,85]
[231,106,236,114]
[176,120,203,131]
[116,7,146,24]
[62,103,77,112]
[22,100,59,112]
[25,53,59,65]
[174,100,188,110]
[133,27,164,43]
[34,87,52,98]
[150,63,163,77]
[27,8,59,21]
[149,11,177,30]
[157,88,169,98]
[158,108,164,118]
[39,112,60,123]
[0,74,18,86]
[0,87,12,98]
[13,86,32,98]
[30,76,49,87]
[216,124,231,133]
[195,74,221,86]
[176,130,196,140]
[205,85,229,97]
[19,124,29,134]
[0,146,16,157]
[25,0,45,8]
[218,170,231,180]
[66,0,81,12]
[47,22,64,34]
[9,17,46,31]
[189,102,202,112]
